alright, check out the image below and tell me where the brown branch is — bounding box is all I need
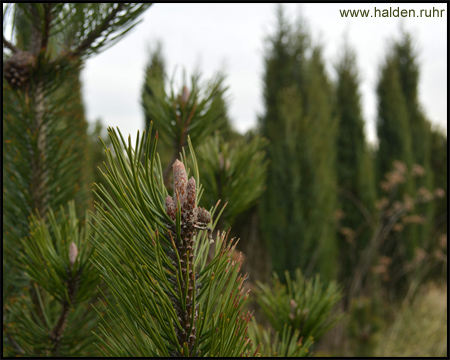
[70,3,126,58]
[346,206,407,308]
[30,80,49,219]
[5,331,25,355]
[49,269,81,357]
[40,3,53,51]
[50,301,70,356]
[30,6,42,55]
[339,187,375,229]
[3,35,21,54]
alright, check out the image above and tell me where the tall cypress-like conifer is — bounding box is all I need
[376,56,414,184]
[391,33,434,247]
[259,6,337,282]
[334,44,377,290]
[376,38,422,294]
[429,128,447,242]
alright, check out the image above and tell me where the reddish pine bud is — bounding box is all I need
[181,86,190,105]
[173,160,187,205]
[186,177,196,208]
[183,177,197,223]
[197,207,211,225]
[69,242,78,268]
[165,195,176,220]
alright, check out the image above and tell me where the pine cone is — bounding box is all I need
[173,159,187,205]
[197,207,211,225]
[3,51,36,89]
[183,177,197,223]
[165,195,176,221]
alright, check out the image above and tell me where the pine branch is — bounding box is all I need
[40,3,53,51]
[49,269,81,356]
[3,35,21,53]
[339,187,375,228]
[91,129,255,357]
[30,80,49,219]
[5,331,25,355]
[29,6,42,55]
[70,3,125,58]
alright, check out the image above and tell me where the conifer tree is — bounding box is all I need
[376,55,414,184]
[90,127,258,357]
[3,3,151,356]
[141,52,231,184]
[375,34,438,293]
[391,32,434,247]
[259,6,338,282]
[334,44,377,291]
[429,127,447,247]
[196,133,268,230]
[142,41,167,138]
[375,48,418,282]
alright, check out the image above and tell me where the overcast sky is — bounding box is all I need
[62,4,449,144]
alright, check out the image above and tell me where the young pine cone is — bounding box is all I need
[173,159,188,205]
[165,160,211,228]
[4,51,36,89]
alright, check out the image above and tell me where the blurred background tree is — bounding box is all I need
[375,32,439,298]
[333,42,377,299]
[140,45,236,185]
[258,6,338,283]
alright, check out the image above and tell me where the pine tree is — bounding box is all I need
[141,51,231,184]
[142,41,167,137]
[3,3,151,356]
[259,6,338,282]
[334,44,377,292]
[90,127,258,357]
[195,133,268,231]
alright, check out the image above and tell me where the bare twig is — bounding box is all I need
[339,187,375,229]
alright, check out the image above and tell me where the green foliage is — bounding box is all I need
[3,3,151,356]
[3,69,90,290]
[375,45,417,293]
[249,319,313,357]
[142,41,166,136]
[334,43,377,291]
[196,133,268,229]
[375,33,440,296]
[90,127,255,357]
[7,3,151,58]
[259,6,338,282]
[347,296,383,357]
[141,54,231,182]
[376,55,414,183]
[429,128,447,239]
[391,32,434,249]
[374,283,447,357]
[255,269,342,345]
[5,202,101,357]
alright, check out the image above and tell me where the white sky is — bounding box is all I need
[5,4,448,144]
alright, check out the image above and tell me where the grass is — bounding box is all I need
[374,281,447,357]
